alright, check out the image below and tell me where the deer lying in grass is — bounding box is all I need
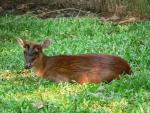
[17,38,132,84]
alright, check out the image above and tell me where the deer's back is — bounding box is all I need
[42,54,132,83]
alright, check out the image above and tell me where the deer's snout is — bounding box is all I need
[24,63,32,69]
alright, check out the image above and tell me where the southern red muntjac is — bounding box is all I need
[17,38,132,84]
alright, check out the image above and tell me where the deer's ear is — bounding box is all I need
[41,39,50,48]
[17,38,26,48]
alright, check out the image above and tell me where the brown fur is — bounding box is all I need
[17,39,132,84]
[34,54,132,83]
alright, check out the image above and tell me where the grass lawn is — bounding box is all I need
[0,15,150,113]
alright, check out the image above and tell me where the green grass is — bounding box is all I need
[0,15,150,113]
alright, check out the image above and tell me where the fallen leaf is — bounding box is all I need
[32,102,45,109]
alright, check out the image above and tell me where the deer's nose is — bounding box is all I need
[24,63,32,69]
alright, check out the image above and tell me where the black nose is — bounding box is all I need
[24,63,31,69]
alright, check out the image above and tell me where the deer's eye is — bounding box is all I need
[33,51,38,55]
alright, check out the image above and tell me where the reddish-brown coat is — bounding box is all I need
[34,54,132,83]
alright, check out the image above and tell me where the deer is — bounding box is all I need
[17,38,132,84]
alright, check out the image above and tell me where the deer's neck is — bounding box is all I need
[34,53,47,77]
